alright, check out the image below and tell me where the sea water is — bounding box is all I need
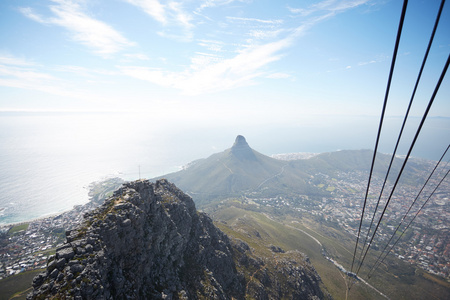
[0,112,191,224]
[0,112,448,225]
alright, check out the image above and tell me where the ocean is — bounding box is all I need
[0,112,448,225]
[0,112,188,225]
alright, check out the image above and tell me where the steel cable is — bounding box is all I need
[355,0,447,273]
[355,53,450,277]
[349,0,409,275]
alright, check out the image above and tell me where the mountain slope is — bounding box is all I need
[161,136,428,205]
[28,179,326,299]
[162,135,312,202]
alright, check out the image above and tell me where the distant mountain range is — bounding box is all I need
[158,135,427,205]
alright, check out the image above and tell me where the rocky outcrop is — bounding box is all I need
[28,179,325,299]
[230,135,257,161]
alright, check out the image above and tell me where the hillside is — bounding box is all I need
[161,135,313,203]
[155,135,449,299]
[160,136,426,206]
[209,199,450,300]
[28,179,326,299]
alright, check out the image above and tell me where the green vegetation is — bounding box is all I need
[160,144,321,205]
[326,186,335,192]
[76,194,124,239]
[217,211,327,299]
[51,227,66,245]
[88,177,124,205]
[0,269,44,300]
[7,224,29,236]
[211,200,450,300]
[161,146,431,215]
[214,206,376,299]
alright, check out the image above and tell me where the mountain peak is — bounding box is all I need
[29,180,243,299]
[231,135,256,160]
[28,179,325,299]
[232,135,249,148]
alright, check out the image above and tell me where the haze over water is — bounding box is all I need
[0,111,448,225]
[1,1,449,224]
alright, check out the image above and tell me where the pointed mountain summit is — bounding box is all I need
[158,136,423,207]
[159,135,311,204]
[230,135,256,160]
[233,135,248,147]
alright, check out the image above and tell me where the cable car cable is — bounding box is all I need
[367,144,450,278]
[355,0,447,272]
[355,53,450,276]
[367,166,450,279]
[349,0,409,275]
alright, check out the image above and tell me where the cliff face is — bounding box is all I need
[28,179,325,299]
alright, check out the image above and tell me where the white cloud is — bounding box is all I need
[119,37,292,95]
[119,66,183,88]
[287,6,305,15]
[197,39,225,52]
[248,29,284,40]
[124,0,167,24]
[18,7,49,24]
[0,65,55,82]
[20,0,134,56]
[116,0,370,95]
[286,0,370,40]
[123,53,151,61]
[0,61,73,97]
[168,2,193,29]
[0,54,37,66]
[0,54,111,100]
[13,0,376,98]
[358,54,387,66]
[358,60,376,66]
[52,65,118,77]
[224,15,286,50]
[289,0,370,17]
[190,52,222,71]
[227,16,284,25]
[125,0,194,39]
[197,0,246,12]
[266,72,291,79]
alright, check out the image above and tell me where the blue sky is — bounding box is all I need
[0,0,449,129]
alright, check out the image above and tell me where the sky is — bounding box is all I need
[0,0,449,157]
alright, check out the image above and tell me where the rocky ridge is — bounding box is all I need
[28,179,325,299]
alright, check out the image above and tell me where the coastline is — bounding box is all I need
[0,211,69,229]
[0,177,126,229]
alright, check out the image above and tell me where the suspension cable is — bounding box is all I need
[367,144,450,278]
[356,0,447,270]
[355,53,450,276]
[368,167,450,278]
[349,0,409,274]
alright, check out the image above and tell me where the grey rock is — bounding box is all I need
[56,246,75,261]
[85,244,94,253]
[28,179,325,300]
[66,272,74,281]
[122,218,131,227]
[70,263,84,274]
[32,273,46,288]
[47,259,57,273]
[49,268,59,279]
[55,258,66,271]
[269,244,285,253]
